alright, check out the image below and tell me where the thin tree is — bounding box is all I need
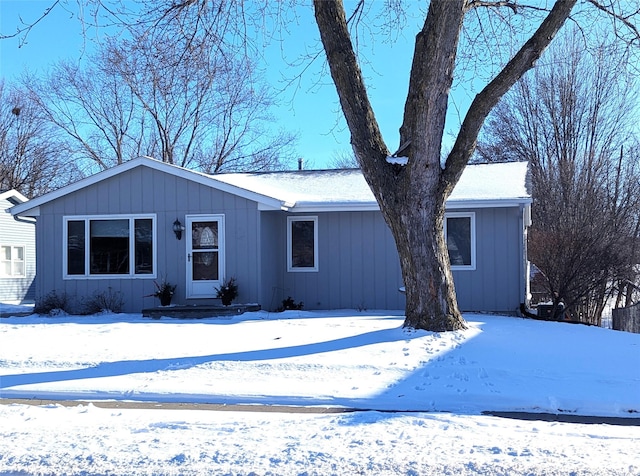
[0,80,78,197]
[478,31,640,325]
[25,58,141,171]
[16,3,296,174]
[103,8,295,171]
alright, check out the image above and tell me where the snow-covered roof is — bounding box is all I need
[0,189,28,205]
[213,161,531,211]
[447,161,531,206]
[11,157,530,217]
[211,169,377,211]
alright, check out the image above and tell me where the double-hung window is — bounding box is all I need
[287,216,318,272]
[445,212,476,270]
[1,245,26,277]
[64,215,156,278]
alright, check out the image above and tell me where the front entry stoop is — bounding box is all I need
[142,304,261,319]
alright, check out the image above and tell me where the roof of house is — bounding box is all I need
[1,189,28,204]
[10,157,531,217]
[1,190,28,213]
[215,161,532,211]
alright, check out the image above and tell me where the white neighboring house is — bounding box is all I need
[0,190,36,304]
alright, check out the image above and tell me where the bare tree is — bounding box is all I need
[478,31,640,325]
[16,2,296,174]
[102,5,296,171]
[329,149,360,169]
[0,80,79,197]
[24,58,142,172]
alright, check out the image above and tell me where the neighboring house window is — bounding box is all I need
[64,215,155,278]
[445,212,476,270]
[287,216,318,272]
[1,245,26,277]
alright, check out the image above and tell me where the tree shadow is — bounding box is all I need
[1,326,420,390]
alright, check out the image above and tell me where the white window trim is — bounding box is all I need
[0,244,26,277]
[287,215,319,272]
[444,212,476,271]
[63,214,157,279]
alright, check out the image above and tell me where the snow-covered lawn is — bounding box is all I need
[1,308,639,475]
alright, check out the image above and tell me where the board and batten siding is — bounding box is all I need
[262,206,527,314]
[0,196,36,303]
[452,206,527,314]
[261,210,405,311]
[34,166,262,313]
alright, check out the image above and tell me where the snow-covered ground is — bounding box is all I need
[1,307,639,475]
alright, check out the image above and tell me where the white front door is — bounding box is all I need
[185,215,225,298]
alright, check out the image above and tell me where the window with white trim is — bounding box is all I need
[1,245,26,277]
[64,215,156,278]
[287,216,318,272]
[445,212,476,270]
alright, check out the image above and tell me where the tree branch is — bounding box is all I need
[0,0,61,45]
[586,0,640,42]
[443,0,577,191]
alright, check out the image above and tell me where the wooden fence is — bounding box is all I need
[612,302,640,334]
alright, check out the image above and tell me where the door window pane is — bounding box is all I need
[193,251,219,280]
[192,222,218,250]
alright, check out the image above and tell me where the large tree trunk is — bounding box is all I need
[391,197,464,331]
[314,0,577,331]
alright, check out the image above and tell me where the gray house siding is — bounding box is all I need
[452,206,526,313]
[18,159,530,315]
[259,212,282,310]
[261,206,526,314]
[261,210,405,311]
[33,166,262,313]
[0,195,36,303]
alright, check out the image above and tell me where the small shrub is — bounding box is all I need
[277,296,304,312]
[147,278,177,306]
[83,288,124,314]
[34,291,70,316]
[216,277,238,306]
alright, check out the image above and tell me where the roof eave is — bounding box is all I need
[288,197,532,213]
[0,189,28,204]
[445,198,532,209]
[10,157,286,216]
[287,201,380,213]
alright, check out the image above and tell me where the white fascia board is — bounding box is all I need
[257,201,296,211]
[0,190,28,203]
[287,198,531,213]
[10,157,286,216]
[287,202,380,213]
[445,198,532,210]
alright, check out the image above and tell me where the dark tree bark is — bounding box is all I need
[313,0,577,331]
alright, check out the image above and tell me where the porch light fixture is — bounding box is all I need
[173,218,185,240]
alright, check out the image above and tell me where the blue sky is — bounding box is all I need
[0,1,467,169]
